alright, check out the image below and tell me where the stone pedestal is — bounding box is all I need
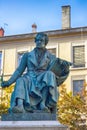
[0,121,69,130]
[1,113,69,130]
[1,113,56,121]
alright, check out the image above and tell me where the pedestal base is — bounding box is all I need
[0,121,69,130]
[1,113,56,121]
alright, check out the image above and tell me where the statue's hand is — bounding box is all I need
[1,81,9,88]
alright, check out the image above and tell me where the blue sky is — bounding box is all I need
[0,0,87,36]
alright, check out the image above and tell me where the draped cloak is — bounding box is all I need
[8,48,69,110]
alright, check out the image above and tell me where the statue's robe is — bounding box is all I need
[8,48,70,110]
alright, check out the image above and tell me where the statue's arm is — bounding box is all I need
[1,52,28,87]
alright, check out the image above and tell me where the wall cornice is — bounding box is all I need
[0,26,87,43]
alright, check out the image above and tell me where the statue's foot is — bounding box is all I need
[51,107,56,113]
[40,103,50,113]
[47,100,56,108]
[32,105,37,110]
[12,105,25,113]
[24,106,33,113]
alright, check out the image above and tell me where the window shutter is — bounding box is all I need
[73,46,85,67]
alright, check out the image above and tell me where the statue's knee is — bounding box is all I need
[46,70,52,74]
[46,70,55,77]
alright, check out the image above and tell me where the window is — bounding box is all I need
[0,52,2,74]
[73,45,85,67]
[73,79,84,95]
[17,51,27,73]
[17,52,24,66]
[48,48,56,55]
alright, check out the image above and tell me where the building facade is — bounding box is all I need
[0,27,87,95]
[0,5,87,95]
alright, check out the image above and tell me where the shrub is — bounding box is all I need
[0,85,14,114]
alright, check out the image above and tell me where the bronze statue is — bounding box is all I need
[1,32,71,113]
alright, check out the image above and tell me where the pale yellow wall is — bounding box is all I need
[0,34,87,93]
[59,42,71,61]
[0,39,35,80]
[4,48,16,75]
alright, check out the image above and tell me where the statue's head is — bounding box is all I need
[35,32,49,48]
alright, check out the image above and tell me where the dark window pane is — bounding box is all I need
[73,80,84,95]
[73,46,85,67]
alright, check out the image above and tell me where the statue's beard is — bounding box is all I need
[36,45,46,52]
[36,43,46,49]
[35,47,46,62]
[35,47,46,53]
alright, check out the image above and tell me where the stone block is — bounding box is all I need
[1,113,56,121]
[0,121,69,130]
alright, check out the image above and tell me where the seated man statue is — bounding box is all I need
[1,32,71,113]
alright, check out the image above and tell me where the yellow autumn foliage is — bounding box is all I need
[0,76,87,130]
[0,85,14,114]
[57,84,87,130]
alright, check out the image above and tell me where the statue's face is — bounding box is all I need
[35,35,46,48]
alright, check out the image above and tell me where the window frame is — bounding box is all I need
[17,51,28,67]
[71,76,85,95]
[17,51,28,74]
[0,51,3,75]
[71,42,85,68]
[46,44,58,57]
[16,47,29,68]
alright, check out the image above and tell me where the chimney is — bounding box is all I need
[32,23,37,33]
[62,5,71,29]
[0,27,4,37]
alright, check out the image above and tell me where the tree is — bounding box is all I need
[57,83,87,130]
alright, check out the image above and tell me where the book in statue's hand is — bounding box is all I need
[49,58,72,77]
